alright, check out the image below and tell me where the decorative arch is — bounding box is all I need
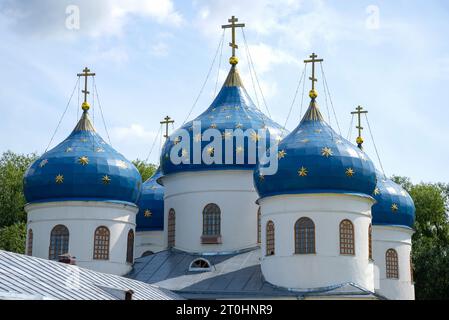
[168,208,175,248]
[386,248,399,279]
[294,217,315,254]
[266,220,275,256]
[339,219,355,255]
[93,226,110,260]
[27,229,33,256]
[49,225,69,260]
[126,229,134,264]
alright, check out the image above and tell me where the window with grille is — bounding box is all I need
[27,229,33,256]
[295,217,315,254]
[266,221,275,256]
[203,204,221,236]
[257,207,261,244]
[369,224,373,260]
[126,229,134,263]
[49,225,69,260]
[93,226,110,260]
[340,219,355,255]
[168,209,175,248]
[386,249,399,279]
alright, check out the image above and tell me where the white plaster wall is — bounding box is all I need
[25,201,137,276]
[161,170,259,253]
[135,231,165,257]
[259,194,375,291]
[373,225,415,300]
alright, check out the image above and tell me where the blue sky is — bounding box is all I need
[0,0,447,183]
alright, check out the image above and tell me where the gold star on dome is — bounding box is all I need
[250,132,259,142]
[117,160,128,169]
[210,123,217,129]
[374,187,381,196]
[314,129,322,134]
[212,108,216,112]
[164,153,169,159]
[225,115,232,120]
[181,148,189,158]
[206,146,214,155]
[321,147,333,158]
[222,131,232,140]
[236,146,244,154]
[259,173,265,181]
[78,156,89,166]
[144,209,152,218]
[55,174,64,184]
[298,167,308,177]
[301,138,310,144]
[65,147,73,153]
[194,133,202,142]
[151,186,157,190]
[236,123,243,129]
[39,159,48,168]
[96,147,105,153]
[278,150,286,159]
[102,175,111,185]
[401,190,407,196]
[391,203,399,212]
[345,168,355,177]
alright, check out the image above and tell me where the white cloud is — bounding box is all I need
[0,0,184,38]
[111,123,158,142]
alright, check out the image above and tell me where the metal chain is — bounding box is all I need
[214,30,225,97]
[145,124,163,163]
[241,28,260,109]
[365,113,386,177]
[93,80,112,146]
[320,62,342,135]
[283,63,306,130]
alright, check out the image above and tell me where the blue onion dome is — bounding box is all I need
[24,107,142,205]
[254,96,377,198]
[371,171,415,228]
[160,65,287,176]
[136,167,164,231]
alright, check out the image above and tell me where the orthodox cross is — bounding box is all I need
[304,53,323,92]
[351,105,368,149]
[222,16,245,61]
[160,116,174,140]
[77,67,96,104]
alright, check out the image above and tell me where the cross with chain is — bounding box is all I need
[160,116,174,140]
[222,16,245,63]
[351,105,368,149]
[77,67,96,104]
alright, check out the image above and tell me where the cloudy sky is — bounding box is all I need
[0,0,447,183]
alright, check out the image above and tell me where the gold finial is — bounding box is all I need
[160,116,175,140]
[77,67,96,111]
[304,53,323,99]
[351,105,368,150]
[222,15,246,65]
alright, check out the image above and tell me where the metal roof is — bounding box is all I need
[0,250,181,300]
[128,248,381,299]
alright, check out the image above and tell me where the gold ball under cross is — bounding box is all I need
[309,89,318,99]
[82,101,90,111]
[229,56,239,65]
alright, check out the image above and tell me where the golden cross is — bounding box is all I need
[77,67,96,103]
[351,105,368,149]
[160,116,174,140]
[222,15,245,62]
[304,53,323,92]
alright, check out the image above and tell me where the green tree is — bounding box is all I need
[0,151,38,228]
[0,222,27,254]
[132,159,157,182]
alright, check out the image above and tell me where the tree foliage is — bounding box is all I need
[132,159,157,182]
[0,222,26,254]
[0,151,38,228]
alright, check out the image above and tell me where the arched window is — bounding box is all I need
[202,203,221,244]
[257,207,261,244]
[266,221,275,256]
[386,249,399,279]
[368,224,373,260]
[126,229,134,264]
[168,209,175,248]
[27,229,33,256]
[49,225,69,260]
[295,217,315,254]
[93,226,110,260]
[189,258,212,272]
[340,219,355,255]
